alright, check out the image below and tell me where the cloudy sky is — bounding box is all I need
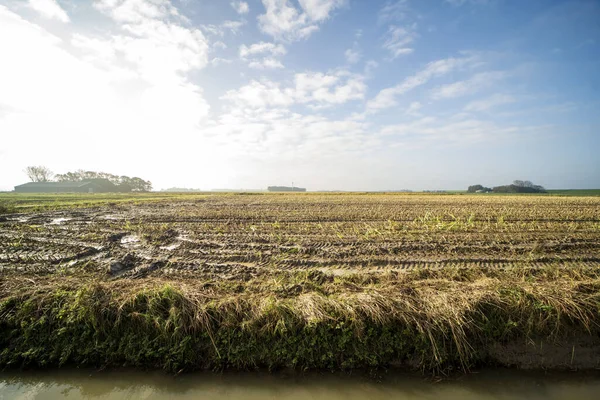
[0,0,599,191]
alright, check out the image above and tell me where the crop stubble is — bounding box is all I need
[1,194,599,281]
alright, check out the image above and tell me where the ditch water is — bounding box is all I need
[1,369,600,400]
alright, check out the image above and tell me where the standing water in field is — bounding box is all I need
[1,369,600,400]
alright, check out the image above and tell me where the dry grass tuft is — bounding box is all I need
[2,266,600,372]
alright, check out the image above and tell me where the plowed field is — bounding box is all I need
[2,193,599,281]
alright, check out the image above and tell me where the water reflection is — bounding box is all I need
[1,369,600,400]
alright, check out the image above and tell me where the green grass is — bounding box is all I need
[0,192,212,212]
[547,189,600,196]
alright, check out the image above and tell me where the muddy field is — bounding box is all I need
[2,193,600,371]
[1,193,599,282]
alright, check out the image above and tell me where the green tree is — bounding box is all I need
[54,170,152,192]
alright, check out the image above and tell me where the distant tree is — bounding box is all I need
[129,177,153,192]
[513,180,539,189]
[54,170,152,192]
[532,184,546,192]
[116,183,133,193]
[493,181,546,193]
[55,171,80,182]
[25,166,53,182]
[509,180,546,193]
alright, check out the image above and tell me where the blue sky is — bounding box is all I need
[0,0,598,190]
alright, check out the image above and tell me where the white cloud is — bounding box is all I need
[258,0,345,41]
[464,93,516,112]
[222,71,366,108]
[344,29,362,64]
[213,40,227,50]
[298,0,345,21]
[367,55,478,111]
[119,23,209,82]
[71,33,118,66]
[345,48,361,64]
[221,81,295,108]
[231,1,249,15]
[221,20,245,34]
[211,57,233,66]
[378,0,409,23]
[240,41,286,69]
[406,101,422,115]
[206,107,378,175]
[364,60,379,75]
[248,58,285,69]
[431,71,506,99]
[28,0,70,22]
[382,24,416,59]
[379,115,545,147]
[295,71,365,104]
[378,2,418,59]
[240,41,286,58]
[258,0,316,41]
[87,1,210,85]
[93,0,181,24]
[202,20,247,37]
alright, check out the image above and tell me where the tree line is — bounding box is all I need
[468,180,546,194]
[25,166,152,192]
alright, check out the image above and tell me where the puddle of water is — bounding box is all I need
[177,235,194,243]
[120,235,140,246]
[160,243,181,251]
[49,218,71,225]
[0,369,599,400]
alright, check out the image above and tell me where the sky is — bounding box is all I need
[0,0,599,191]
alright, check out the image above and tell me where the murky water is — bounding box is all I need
[1,369,599,400]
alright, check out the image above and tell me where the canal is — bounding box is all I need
[1,369,600,399]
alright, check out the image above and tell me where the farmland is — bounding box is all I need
[1,193,600,372]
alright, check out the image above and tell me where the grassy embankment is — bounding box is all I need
[2,267,600,372]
